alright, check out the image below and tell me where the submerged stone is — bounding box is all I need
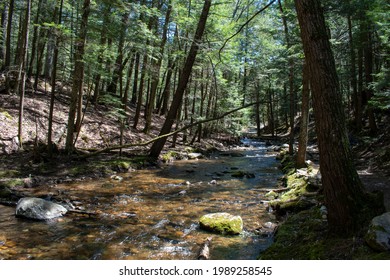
[366,212,390,252]
[15,197,67,220]
[199,212,243,235]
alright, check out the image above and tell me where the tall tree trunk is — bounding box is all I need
[17,0,31,149]
[133,53,148,129]
[33,28,47,92]
[363,21,377,135]
[4,0,14,72]
[48,0,64,156]
[107,12,128,96]
[65,0,90,153]
[294,0,383,235]
[347,12,358,130]
[144,3,172,133]
[255,82,261,137]
[92,3,110,106]
[130,52,140,104]
[356,23,364,132]
[27,0,44,79]
[279,0,295,155]
[0,2,8,70]
[149,0,212,158]
[296,61,310,168]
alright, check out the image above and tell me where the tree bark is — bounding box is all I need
[279,0,295,155]
[65,0,90,153]
[48,0,64,156]
[16,0,31,149]
[294,0,382,235]
[296,61,310,168]
[27,0,44,79]
[149,0,212,158]
[4,0,14,72]
[0,2,8,70]
[92,2,110,106]
[144,3,172,133]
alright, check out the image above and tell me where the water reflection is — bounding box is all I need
[0,140,282,260]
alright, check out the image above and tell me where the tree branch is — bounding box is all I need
[80,101,259,158]
[218,0,276,60]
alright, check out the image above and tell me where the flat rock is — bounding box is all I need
[15,197,67,220]
[366,212,390,251]
[187,152,203,159]
[199,212,243,235]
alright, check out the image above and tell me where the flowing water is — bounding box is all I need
[0,139,282,260]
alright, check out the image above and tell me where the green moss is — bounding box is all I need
[161,151,180,162]
[0,178,24,188]
[1,110,13,120]
[260,207,390,260]
[199,213,243,235]
[0,170,21,178]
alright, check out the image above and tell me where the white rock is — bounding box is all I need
[16,197,67,220]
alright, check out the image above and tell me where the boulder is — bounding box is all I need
[199,212,243,235]
[15,197,67,220]
[366,212,390,251]
[187,152,203,159]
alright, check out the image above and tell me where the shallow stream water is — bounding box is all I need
[0,139,282,260]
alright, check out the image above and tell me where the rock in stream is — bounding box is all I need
[15,197,68,220]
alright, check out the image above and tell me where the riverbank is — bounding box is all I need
[0,89,237,203]
[259,140,390,260]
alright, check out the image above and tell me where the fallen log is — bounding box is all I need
[197,237,212,260]
[79,101,261,158]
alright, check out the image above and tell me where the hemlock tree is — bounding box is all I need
[294,0,383,235]
[149,0,212,158]
[65,0,91,153]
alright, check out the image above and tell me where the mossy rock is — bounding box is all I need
[365,212,390,252]
[161,151,180,162]
[0,178,24,188]
[0,186,13,198]
[117,161,131,170]
[269,197,317,215]
[260,207,390,260]
[199,212,243,235]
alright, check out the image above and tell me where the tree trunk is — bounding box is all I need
[0,2,8,70]
[4,0,14,72]
[295,0,383,235]
[48,0,64,156]
[149,0,212,158]
[17,0,31,149]
[65,0,90,153]
[363,21,377,135]
[347,12,358,130]
[279,0,295,155]
[296,61,310,168]
[133,53,148,129]
[92,3,110,106]
[107,12,128,96]
[130,53,140,104]
[144,3,172,133]
[27,0,44,79]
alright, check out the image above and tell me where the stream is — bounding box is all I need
[0,139,282,260]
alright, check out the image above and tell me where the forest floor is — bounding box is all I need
[1,82,390,259]
[0,81,236,194]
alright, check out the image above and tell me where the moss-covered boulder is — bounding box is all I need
[199,212,243,235]
[366,212,390,252]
